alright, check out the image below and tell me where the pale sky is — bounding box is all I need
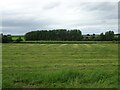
[0,0,119,35]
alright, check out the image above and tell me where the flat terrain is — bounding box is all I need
[12,36,25,41]
[2,43,118,88]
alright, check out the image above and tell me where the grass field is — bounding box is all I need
[2,43,118,88]
[12,36,25,41]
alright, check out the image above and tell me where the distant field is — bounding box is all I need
[2,43,118,88]
[12,36,25,41]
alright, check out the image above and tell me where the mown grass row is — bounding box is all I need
[2,44,118,88]
[19,41,119,44]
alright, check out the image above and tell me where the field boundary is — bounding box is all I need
[12,41,120,44]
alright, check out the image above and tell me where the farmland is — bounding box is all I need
[2,43,118,88]
[12,36,25,41]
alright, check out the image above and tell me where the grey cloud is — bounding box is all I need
[118,2,120,19]
[3,18,37,27]
[2,14,60,28]
[2,1,118,35]
[3,27,27,35]
[82,2,116,11]
[80,25,118,34]
[43,1,61,10]
[80,2,118,19]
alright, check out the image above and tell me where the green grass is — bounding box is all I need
[12,36,25,41]
[21,41,119,44]
[2,43,118,88]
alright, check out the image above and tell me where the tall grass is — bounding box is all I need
[3,69,118,88]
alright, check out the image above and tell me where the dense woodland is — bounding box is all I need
[1,29,120,43]
[25,29,83,41]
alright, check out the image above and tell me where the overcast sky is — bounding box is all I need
[0,0,119,35]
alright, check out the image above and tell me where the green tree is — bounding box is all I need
[15,36,23,43]
[25,29,82,41]
[105,31,114,41]
[99,33,105,41]
[90,34,95,41]
[2,34,13,43]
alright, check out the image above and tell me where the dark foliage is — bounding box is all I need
[1,34,13,43]
[25,29,83,41]
[15,36,23,43]
[1,30,119,43]
[25,30,118,41]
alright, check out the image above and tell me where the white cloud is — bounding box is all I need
[1,0,119,34]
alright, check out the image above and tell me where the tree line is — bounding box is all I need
[25,29,83,41]
[83,31,119,41]
[1,34,23,43]
[1,29,120,43]
[25,29,120,41]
